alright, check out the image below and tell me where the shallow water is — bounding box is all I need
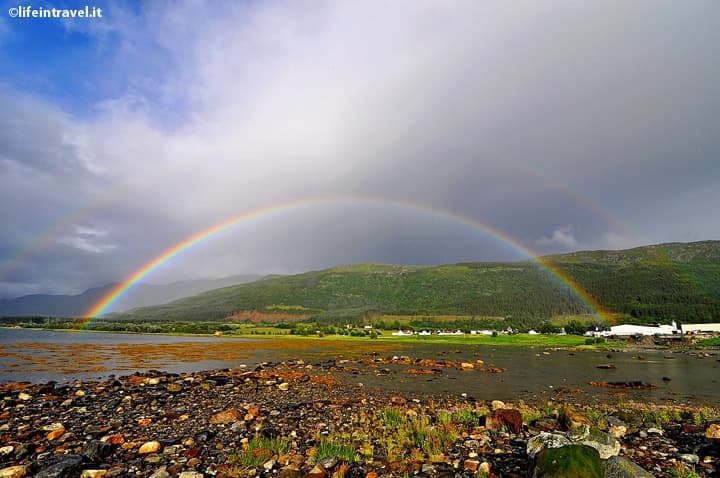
[1,328,718,405]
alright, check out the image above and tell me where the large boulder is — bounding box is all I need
[568,424,621,459]
[527,433,572,459]
[532,445,603,478]
[604,456,654,478]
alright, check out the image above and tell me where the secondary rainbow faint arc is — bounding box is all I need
[83,196,607,322]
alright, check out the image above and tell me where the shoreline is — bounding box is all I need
[2,325,708,352]
[0,363,718,477]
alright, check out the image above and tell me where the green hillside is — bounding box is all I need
[109,241,720,324]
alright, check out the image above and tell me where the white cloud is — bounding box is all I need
[58,236,117,254]
[537,227,579,249]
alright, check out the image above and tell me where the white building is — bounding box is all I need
[591,321,680,337]
[681,323,720,334]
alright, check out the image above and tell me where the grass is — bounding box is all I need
[316,436,358,463]
[377,407,406,428]
[697,337,720,347]
[231,436,292,467]
[670,463,702,478]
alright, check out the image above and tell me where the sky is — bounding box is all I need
[1,0,719,298]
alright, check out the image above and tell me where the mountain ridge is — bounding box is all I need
[108,240,720,324]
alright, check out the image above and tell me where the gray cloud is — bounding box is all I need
[1,0,719,297]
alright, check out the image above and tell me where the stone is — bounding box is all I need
[463,460,480,471]
[490,400,505,410]
[569,425,620,459]
[17,393,31,401]
[478,462,491,474]
[560,408,591,430]
[178,473,204,478]
[210,408,242,424]
[485,408,523,434]
[82,439,114,461]
[36,454,84,478]
[149,470,170,478]
[0,466,28,478]
[608,425,627,438]
[139,441,161,454]
[306,464,327,478]
[534,418,561,432]
[0,446,13,457]
[278,383,290,391]
[680,454,700,464]
[705,423,720,439]
[80,471,107,478]
[527,432,572,459]
[43,423,65,441]
[278,466,303,478]
[533,445,602,478]
[319,457,337,469]
[603,456,654,478]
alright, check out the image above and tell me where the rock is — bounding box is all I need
[139,441,161,454]
[43,423,65,441]
[17,393,31,401]
[306,463,327,478]
[319,457,337,469]
[478,462,491,474]
[148,470,170,478]
[0,446,13,457]
[569,425,620,459]
[278,466,302,478]
[0,466,28,478]
[680,454,700,464]
[167,383,182,393]
[210,408,242,424]
[36,454,84,478]
[706,423,720,439]
[608,425,627,438]
[534,418,561,432]
[490,400,505,410]
[527,433,571,459]
[79,471,107,478]
[463,460,480,471]
[178,473,204,478]
[485,408,523,434]
[646,427,663,435]
[278,382,290,391]
[603,456,654,478]
[560,408,590,430]
[82,439,114,461]
[533,445,602,478]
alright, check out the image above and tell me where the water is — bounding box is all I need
[1,328,718,405]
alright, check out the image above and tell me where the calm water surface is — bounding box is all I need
[1,328,718,405]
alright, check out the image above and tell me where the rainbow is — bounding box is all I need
[83,196,607,323]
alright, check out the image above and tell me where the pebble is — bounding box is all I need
[139,441,161,454]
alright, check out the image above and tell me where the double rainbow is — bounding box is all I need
[82,196,606,323]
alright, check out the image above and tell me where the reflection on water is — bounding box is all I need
[1,328,718,405]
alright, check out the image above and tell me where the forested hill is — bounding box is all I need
[109,241,720,324]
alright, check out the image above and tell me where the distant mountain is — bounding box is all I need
[0,275,263,317]
[111,241,720,324]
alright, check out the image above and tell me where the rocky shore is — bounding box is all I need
[1,359,719,478]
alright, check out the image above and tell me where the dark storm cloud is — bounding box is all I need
[1,0,719,296]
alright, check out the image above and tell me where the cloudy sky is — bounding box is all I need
[1,0,719,297]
